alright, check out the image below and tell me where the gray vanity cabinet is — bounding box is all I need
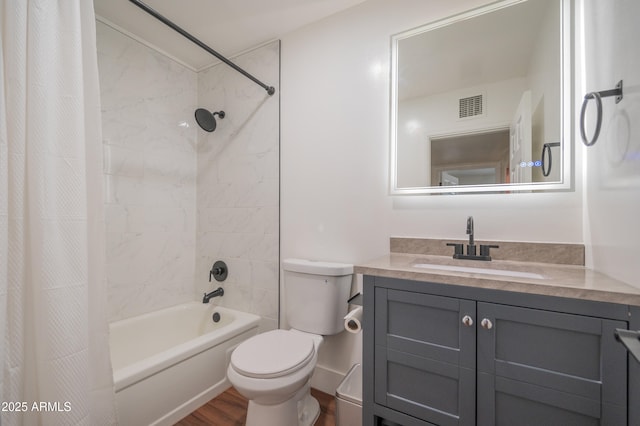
[363,276,630,426]
[373,288,476,426]
[476,302,627,425]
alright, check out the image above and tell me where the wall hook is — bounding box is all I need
[580,80,623,147]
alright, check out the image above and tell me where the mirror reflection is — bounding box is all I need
[391,0,571,194]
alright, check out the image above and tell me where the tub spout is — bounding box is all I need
[203,287,224,303]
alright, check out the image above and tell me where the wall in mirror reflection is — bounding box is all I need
[394,0,563,191]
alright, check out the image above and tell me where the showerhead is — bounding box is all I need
[195,108,225,132]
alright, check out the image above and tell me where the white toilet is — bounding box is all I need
[227,258,353,426]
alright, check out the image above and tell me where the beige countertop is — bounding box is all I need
[355,253,640,307]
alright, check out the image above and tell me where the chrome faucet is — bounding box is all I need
[466,216,476,255]
[203,287,224,304]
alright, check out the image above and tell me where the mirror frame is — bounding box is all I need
[389,0,573,195]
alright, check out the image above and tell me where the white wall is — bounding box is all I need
[97,22,198,321]
[196,42,280,333]
[581,0,640,288]
[98,23,281,327]
[398,78,527,187]
[281,0,584,391]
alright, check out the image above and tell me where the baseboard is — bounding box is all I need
[310,364,346,395]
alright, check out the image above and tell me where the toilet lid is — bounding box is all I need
[231,330,315,379]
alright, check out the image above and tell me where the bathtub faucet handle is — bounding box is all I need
[209,260,228,282]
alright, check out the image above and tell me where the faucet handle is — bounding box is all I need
[209,260,228,282]
[446,243,464,256]
[480,244,499,257]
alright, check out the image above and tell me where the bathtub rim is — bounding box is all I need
[110,302,261,392]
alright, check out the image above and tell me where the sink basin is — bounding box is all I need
[412,263,545,280]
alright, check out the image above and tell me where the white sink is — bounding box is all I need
[412,263,545,280]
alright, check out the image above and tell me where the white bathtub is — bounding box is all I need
[109,302,260,426]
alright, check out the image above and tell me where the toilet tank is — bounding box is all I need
[283,258,353,335]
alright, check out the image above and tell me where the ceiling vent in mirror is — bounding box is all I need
[459,94,484,119]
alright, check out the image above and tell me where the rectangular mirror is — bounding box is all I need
[390,0,573,195]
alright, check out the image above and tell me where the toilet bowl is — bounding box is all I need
[227,329,323,426]
[226,258,353,426]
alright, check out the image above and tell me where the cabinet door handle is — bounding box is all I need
[461,315,474,327]
[481,318,493,330]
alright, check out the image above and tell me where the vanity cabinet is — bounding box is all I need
[363,276,630,426]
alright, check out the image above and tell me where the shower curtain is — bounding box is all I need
[1,1,117,425]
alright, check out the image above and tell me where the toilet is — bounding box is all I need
[227,258,353,426]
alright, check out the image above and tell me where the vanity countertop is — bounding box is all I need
[355,253,640,307]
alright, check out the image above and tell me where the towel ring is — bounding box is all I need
[541,142,560,177]
[580,80,623,147]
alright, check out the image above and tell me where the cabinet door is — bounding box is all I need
[374,288,476,426]
[477,302,627,425]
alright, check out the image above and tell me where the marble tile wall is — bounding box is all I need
[97,21,280,326]
[196,41,280,332]
[97,22,198,321]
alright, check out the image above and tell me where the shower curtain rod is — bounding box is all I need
[128,0,276,96]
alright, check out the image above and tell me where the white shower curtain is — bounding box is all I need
[0,1,117,425]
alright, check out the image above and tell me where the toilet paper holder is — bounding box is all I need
[348,292,362,306]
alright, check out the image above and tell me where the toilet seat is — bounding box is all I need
[231,330,315,379]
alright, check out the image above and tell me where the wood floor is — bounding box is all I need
[175,387,336,426]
